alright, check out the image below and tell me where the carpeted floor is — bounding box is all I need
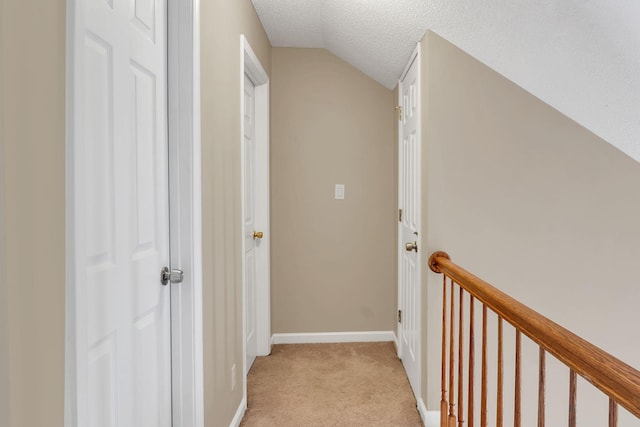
[240,342,423,426]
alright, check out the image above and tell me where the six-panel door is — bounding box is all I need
[398,52,421,400]
[79,0,172,425]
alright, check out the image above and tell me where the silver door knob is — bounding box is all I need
[405,242,418,252]
[161,267,184,286]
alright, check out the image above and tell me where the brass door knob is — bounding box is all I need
[253,231,264,240]
[405,241,418,252]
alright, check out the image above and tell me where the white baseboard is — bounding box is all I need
[417,399,439,427]
[229,397,246,427]
[271,331,396,345]
[425,411,440,427]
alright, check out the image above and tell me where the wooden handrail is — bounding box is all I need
[428,251,640,419]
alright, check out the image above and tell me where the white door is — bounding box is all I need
[244,74,259,374]
[398,50,421,399]
[74,0,172,425]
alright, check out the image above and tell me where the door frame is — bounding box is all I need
[240,34,271,394]
[396,43,422,398]
[64,0,204,426]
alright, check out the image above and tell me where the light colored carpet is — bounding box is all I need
[240,342,423,426]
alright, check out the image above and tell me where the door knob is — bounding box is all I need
[161,267,184,286]
[405,241,418,252]
[253,231,264,240]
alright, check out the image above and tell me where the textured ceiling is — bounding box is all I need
[253,0,640,161]
[252,0,430,89]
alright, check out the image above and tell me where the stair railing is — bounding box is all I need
[428,251,640,427]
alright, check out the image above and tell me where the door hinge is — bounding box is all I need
[405,241,418,252]
[394,105,402,121]
[398,310,402,323]
[398,208,403,222]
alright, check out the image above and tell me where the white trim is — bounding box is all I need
[400,43,420,82]
[417,399,439,427]
[229,398,247,427]
[168,0,204,426]
[271,331,396,345]
[415,43,423,402]
[241,36,268,86]
[64,0,83,424]
[425,412,440,427]
[192,2,204,424]
[240,34,271,404]
[396,81,403,361]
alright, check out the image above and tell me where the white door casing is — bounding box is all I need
[397,45,422,400]
[66,0,204,425]
[240,34,270,395]
[166,0,204,425]
[244,73,258,374]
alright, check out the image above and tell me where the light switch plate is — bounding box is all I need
[335,184,345,200]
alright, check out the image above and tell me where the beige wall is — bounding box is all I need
[0,2,7,424]
[0,1,270,426]
[1,0,67,426]
[270,48,396,334]
[421,32,640,424]
[200,0,271,425]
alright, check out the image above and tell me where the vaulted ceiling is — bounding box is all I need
[252,0,640,162]
[252,0,429,89]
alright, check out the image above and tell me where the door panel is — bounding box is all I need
[77,0,171,425]
[398,52,421,399]
[244,74,258,374]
